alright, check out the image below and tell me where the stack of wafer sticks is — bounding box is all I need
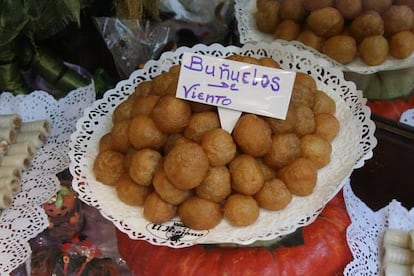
[0,114,51,210]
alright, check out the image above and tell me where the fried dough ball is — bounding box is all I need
[93,150,125,185]
[129,149,162,186]
[300,134,332,168]
[115,173,152,206]
[258,57,281,68]
[264,133,302,169]
[164,142,209,190]
[151,95,192,134]
[201,128,237,166]
[349,11,384,42]
[274,20,301,41]
[132,95,160,117]
[133,80,152,97]
[279,0,308,23]
[254,178,292,210]
[278,158,318,196]
[294,105,315,136]
[296,30,325,52]
[358,35,389,66]
[382,5,414,37]
[128,115,167,150]
[99,133,112,152]
[189,102,216,113]
[223,194,260,227]
[151,72,176,96]
[229,155,264,195]
[152,169,192,205]
[111,119,132,153]
[291,82,316,108]
[195,166,232,203]
[303,0,334,12]
[143,192,176,224]
[314,113,340,142]
[256,1,281,33]
[184,111,220,142]
[178,196,222,230]
[335,0,362,19]
[257,159,276,181]
[389,31,414,59]
[113,98,134,123]
[322,35,357,64]
[233,114,272,157]
[361,0,392,14]
[265,106,297,134]
[306,7,345,37]
[295,72,318,91]
[313,90,336,114]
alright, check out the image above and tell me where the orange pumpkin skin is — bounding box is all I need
[117,192,352,276]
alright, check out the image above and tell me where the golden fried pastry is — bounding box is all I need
[254,178,292,210]
[278,158,318,196]
[152,169,192,205]
[296,30,325,52]
[178,196,222,230]
[132,95,160,117]
[195,166,231,203]
[300,134,332,168]
[99,133,113,152]
[223,194,260,227]
[229,154,264,195]
[306,7,345,37]
[143,192,176,223]
[256,1,281,33]
[322,35,357,64]
[279,0,308,23]
[382,5,414,37]
[184,111,220,142]
[291,82,316,108]
[264,133,302,169]
[129,148,162,186]
[133,80,153,97]
[349,11,384,42]
[115,173,152,206]
[151,95,192,134]
[258,57,281,68]
[358,35,389,66]
[313,90,336,114]
[111,119,132,153]
[201,128,237,166]
[303,0,334,12]
[362,0,392,14]
[295,72,318,91]
[113,98,134,123]
[257,159,276,181]
[128,115,167,150]
[93,150,125,185]
[265,106,297,134]
[164,142,209,190]
[314,113,340,142]
[294,105,315,136]
[335,0,362,20]
[151,72,177,96]
[389,31,414,59]
[233,114,272,157]
[274,20,301,41]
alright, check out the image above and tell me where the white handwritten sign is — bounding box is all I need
[176,53,296,132]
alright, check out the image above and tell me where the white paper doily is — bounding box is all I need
[343,181,414,275]
[234,0,414,74]
[69,41,377,248]
[400,108,414,127]
[0,84,95,275]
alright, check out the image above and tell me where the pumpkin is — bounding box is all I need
[117,192,352,275]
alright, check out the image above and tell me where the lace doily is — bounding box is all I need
[400,108,414,127]
[0,84,95,275]
[234,0,414,75]
[69,41,377,248]
[343,181,414,275]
